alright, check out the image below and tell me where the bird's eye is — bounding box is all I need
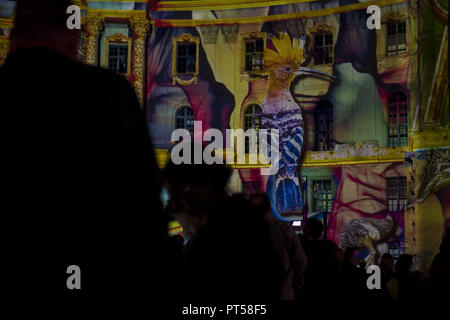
[285,66,291,72]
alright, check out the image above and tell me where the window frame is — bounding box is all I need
[311,179,333,214]
[314,100,334,151]
[243,104,262,154]
[105,33,132,78]
[175,106,195,134]
[386,177,407,212]
[386,21,407,56]
[388,92,408,147]
[172,33,200,86]
[176,43,197,74]
[241,32,267,75]
[244,38,265,72]
[313,33,334,65]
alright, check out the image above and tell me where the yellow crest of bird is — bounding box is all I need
[254,33,305,94]
[262,33,304,74]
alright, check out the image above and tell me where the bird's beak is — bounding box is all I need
[293,67,338,83]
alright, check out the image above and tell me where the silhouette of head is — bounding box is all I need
[396,254,413,274]
[380,253,394,272]
[440,227,450,255]
[249,192,271,216]
[336,247,344,266]
[164,142,232,204]
[343,247,356,267]
[304,217,323,240]
[10,0,79,58]
[163,142,232,238]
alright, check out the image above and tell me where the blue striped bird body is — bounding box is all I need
[253,33,336,217]
[261,89,303,215]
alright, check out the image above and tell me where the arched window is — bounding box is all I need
[314,100,334,151]
[175,106,195,134]
[244,104,262,153]
[388,92,408,147]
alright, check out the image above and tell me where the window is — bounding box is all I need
[313,33,333,65]
[172,34,199,85]
[244,38,264,72]
[175,106,195,134]
[314,100,334,151]
[106,33,131,76]
[387,21,406,55]
[312,180,333,213]
[386,177,407,212]
[244,104,262,153]
[242,181,261,198]
[108,44,128,74]
[388,92,408,147]
[177,43,196,74]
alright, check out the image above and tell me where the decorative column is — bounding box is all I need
[130,17,149,107]
[423,26,448,125]
[76,29,88,62]
[83,16,103,66]
[0,36,9,67]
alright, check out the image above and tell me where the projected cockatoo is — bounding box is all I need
[257,33,337,216]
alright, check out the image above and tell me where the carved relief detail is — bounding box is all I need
[0,36,9,66]
[84,16,104,65]
[306,23,334,35]
[381,11,407,24]
[130,18,150,106]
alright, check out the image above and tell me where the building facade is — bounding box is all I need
[0,0,448,271]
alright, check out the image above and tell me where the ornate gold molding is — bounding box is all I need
[77,30,88,62]
[0,36,9,67]
[381,11,407,23]
[106,33,129,44]
[154,0,319,12]
[130,17,149,106]
[0,18,12,29]
[152,0,408,27]
[84,16,104,65]
[304,144,408,167]
[131,17,149,39]
[172,33,200,86]
[86,9,146,19]
[244,97,262,106]
[306,23,334,35]
[105,33,132,78]
[241,31,267,39]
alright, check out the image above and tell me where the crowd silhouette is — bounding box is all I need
[1,0,448,309]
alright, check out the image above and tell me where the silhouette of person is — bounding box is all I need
[299,218,344,302]
[427,228,450,302]
[163,143,284,301]
[0,0,167,300]
[379,253,395,288]
[249,192,307,300]
[394,254,424,303]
